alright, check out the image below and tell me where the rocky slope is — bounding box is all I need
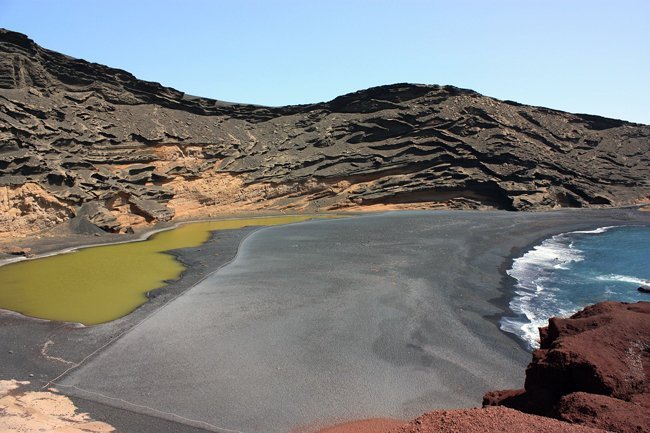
[484,301,650,433]
[1,28,649,241]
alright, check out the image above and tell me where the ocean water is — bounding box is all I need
[501,225,650,350]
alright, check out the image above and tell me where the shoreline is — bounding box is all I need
[54,209,650,433]
[1,206,646,264]
[499,223,650,350]
[0,212,347,268]
[1,208,650,433]
[0,214,338,326]
[488,214,650,351]
[0,224,261,385]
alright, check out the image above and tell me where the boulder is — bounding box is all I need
[79,201,122,233]
[1,246,34,258]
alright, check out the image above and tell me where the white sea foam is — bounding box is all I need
[570,226,617,235]
[501,226,621,350]
[596,274,650,286]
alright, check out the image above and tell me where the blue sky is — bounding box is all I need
[1,0,648,124]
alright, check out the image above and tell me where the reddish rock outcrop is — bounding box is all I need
[395,407,608,433]
[484,301,650,433]
[558,392,650,433]
[303,418,406,433]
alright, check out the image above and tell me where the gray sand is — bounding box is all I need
[56,210,650,433]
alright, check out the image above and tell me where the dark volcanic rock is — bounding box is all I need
[78,202,122,233]
[0,245,34,257]
[1,28,650,239]
[484,301,650,433]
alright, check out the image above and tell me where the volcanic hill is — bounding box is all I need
[1,29,649,241]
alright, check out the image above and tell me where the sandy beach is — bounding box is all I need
[0,225,261,433]
[1,209,649,432]
[0,210,650,433]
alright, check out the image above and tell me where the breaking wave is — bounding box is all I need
[500,225,650,350]
[596,274,650,287]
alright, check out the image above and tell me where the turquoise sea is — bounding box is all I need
[501,225,650,350]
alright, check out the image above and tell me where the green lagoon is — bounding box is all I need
[0,216,318,325]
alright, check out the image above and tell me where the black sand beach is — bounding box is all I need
[8,208,642,433]
[0,226,259,433]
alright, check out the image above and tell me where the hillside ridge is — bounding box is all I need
[1,28,649,241]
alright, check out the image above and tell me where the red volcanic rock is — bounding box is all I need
[303,418,406,433]
[395,407,608,433]
[484,301,650,433]
[558,392,650,433]
[536,302,650,399]
[482,388,533,412]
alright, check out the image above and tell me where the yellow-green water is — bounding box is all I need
[0,216,319,325]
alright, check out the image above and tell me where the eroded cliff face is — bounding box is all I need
[1,29,649,241]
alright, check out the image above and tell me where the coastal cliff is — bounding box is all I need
[484,301,650,433]
[2,28,650,242]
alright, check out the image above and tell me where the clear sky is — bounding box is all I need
[1,0,648,124]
